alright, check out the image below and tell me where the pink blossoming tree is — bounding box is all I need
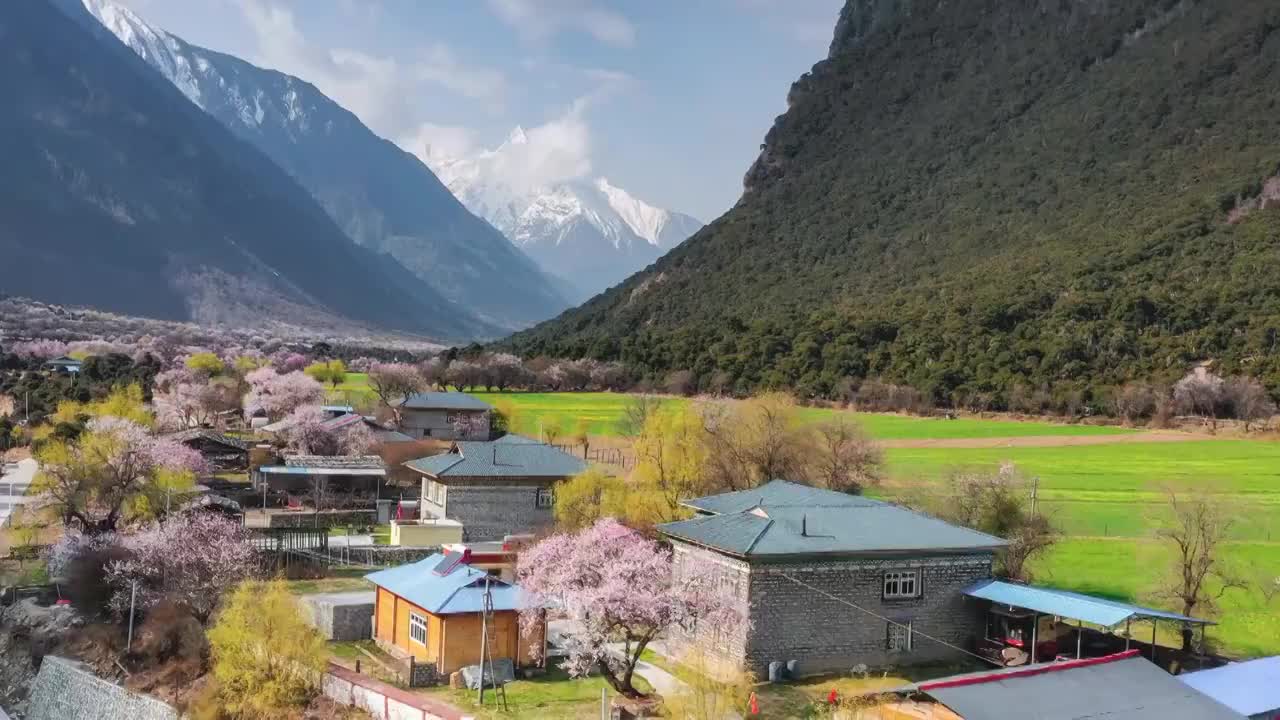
[517,519,739,698]
[282,405,376,456]
[104,514,260,623]
[243,368,325,421]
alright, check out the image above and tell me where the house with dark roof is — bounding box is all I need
[165,429,249,472]
[42,355,82,374]
[394,392,492,441]
[254,455,387,497]
[366,551,544,683]
[404,435,587,541]
[657,480,1006,677]
[877,650,1244,720]
[321,412,416,444]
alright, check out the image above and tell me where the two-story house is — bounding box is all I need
[395,392,492,440]
[657,480,1006,678]
[404,435,587,541]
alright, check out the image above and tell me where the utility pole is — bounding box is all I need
[1030,476,1040,518]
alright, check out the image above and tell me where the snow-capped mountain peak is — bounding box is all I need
[425,131,703,299]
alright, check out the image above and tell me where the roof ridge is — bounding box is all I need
[918,650,1142,692]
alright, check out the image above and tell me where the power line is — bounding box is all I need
[776,571,1003,668]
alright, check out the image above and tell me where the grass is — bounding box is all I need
[283,569,373,595]
[1030,538,1280,658]
[419,666,652,720]
[470,391,1134,440]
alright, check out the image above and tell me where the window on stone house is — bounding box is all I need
[410,612,428,646]
[886,621,913,651]
[883,570,921,600]
[536,487,555,508]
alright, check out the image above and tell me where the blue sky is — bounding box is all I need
[118,0,844,221]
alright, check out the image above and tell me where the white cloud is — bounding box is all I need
[236,0,505,137]
[486,0,635,47]
[399,123,477,166]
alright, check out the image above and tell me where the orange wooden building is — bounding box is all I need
[366,551,544,675]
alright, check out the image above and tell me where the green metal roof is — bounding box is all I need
[659,480,1006,558]
[404,435,587,478]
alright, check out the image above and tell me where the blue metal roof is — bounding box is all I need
[365,553,527,615]
[1178,657,1280,717]
[964,579,1213,628]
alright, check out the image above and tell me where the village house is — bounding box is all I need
[164,429,249,472]
[404,434,586,541]
[41,355,82,374]
[395,391,492,440]
[366,550,544,684]
[657,480,1006,678]
[1179,656,1280,720]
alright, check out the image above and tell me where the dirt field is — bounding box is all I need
[879,430,1205,449]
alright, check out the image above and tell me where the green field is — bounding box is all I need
[337,383,1279,656]
[470,391,1133,440]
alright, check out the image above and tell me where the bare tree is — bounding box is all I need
[702,393,811,491]
[1173,368,1225,429]
[1154,490,1246,651]
[1114,383,1158,425]
[664,370,695,397]
[811,416,882,495]
[366,363,425,424]
[617,394,663,439]
[934,463,1056,582]
[1222,376,1275,432]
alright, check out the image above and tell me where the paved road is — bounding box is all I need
[0,458,37,527]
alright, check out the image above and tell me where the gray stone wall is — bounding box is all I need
[667,544,753,668]
[436,482,555,541]
[408,657,445,688]
[667,543,994,678]
[743,553,993,677]
[301,592,376,641]
[26,656,178,720]
[400,409,489,440]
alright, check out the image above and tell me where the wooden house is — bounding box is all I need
[366,550,544,678]
[166,429,249,472]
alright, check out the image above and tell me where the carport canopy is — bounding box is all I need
[964,579,1213,629]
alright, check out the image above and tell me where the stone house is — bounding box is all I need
[395,392,492,441]
[658,480,1006,678]
[404,435,587,541]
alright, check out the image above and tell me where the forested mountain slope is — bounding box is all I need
[82,0,568,331]
[507,0,1280,402]
[0,0,487,340]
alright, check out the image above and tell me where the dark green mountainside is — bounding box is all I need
[507,0,1280,403]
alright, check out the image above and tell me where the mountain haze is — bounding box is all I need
[0,0,488,339]
[507,0,1280,400]
[83,0,570,330]
[429,128,704,300]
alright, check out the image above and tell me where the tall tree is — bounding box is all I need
[931,462,1056,582]
[1154,491,1246,651]
[811,416,882,495]
[518,519,737,698]
[365,362,424,423]
[631,404,711,526]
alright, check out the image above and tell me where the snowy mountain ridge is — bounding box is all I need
[428,128,703,299]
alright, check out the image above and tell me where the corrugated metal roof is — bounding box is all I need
[365,553,526,615]
[398,392,493,411]
[319,413,366,431]
[963,579,1213,628]
[164,429,249,451]
[403,436,586,478]
[659,480,1005,557]
[682,479,881,515]
[1178,657,1280,717]
[919,652,1245,720]
[284,455,385,469]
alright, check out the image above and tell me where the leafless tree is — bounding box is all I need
[810,416,882,495]
[664,370,695,397]
[934,463,1056,582]
[1222,376,1275,431]
[617,394,663,439]
[1154,490,1247,651]
[366,363,425,423]
[419,357,449,391]
[1173,368,1225,429]
[1114,383,1158,425]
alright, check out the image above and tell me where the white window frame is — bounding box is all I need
[409,612,428,646]
[883,570,921,600]
[887,621,913,651]
[535,487,555,508]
